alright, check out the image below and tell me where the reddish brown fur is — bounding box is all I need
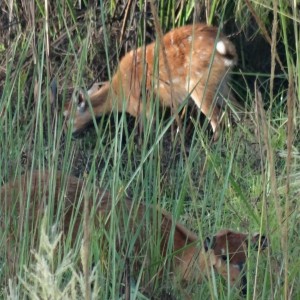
[0,171,266,294]
[64,24,238,140]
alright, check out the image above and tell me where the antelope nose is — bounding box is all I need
[238,262,245,271]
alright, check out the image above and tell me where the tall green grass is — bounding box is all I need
[0,0,299,299]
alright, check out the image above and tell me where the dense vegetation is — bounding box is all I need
[0,0,299,299]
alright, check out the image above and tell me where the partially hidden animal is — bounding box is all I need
[0,171,266,296]
[63,23,238,140]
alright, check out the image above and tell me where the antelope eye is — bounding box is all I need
[221,255,228,261]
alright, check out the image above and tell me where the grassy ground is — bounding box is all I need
[0,0,299,299]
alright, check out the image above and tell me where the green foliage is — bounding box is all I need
[0,0,299,299]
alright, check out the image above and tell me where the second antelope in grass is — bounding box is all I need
[64,23,238,140]
[0,171,266,295]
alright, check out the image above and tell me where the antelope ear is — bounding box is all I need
[203,236,216,252]
[251,233,268,250]
[87,82,100,95]
[75,90,87,114]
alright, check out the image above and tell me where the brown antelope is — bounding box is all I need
[0,171,266,295]
[63,23,238,140]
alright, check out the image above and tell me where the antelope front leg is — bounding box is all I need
[190,86,221,141]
